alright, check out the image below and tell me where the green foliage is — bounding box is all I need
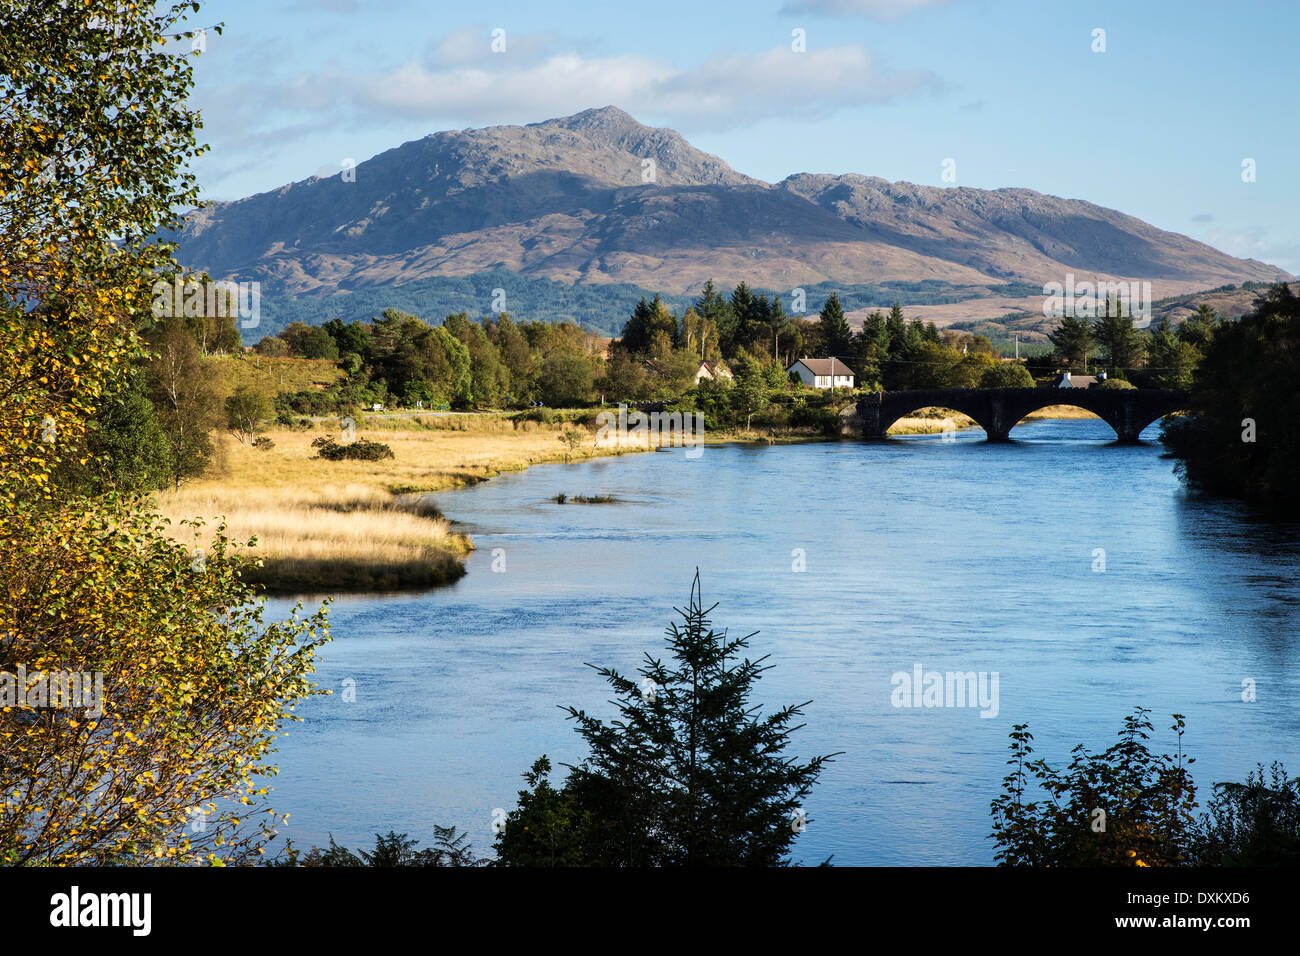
[1146,319,1203,390]
[558,426,587,463]
[979,362,1035,388]
[58,371,174,494]
[280,321,340,360]
[1190,763,1300,865]
[254,335,290,357]
[990,709,1198,867]
[146,315,217,490]
[732,356,772,429]
[992,710,1300,868]
[1096,377,1137,390]
[275,827,484,867]
[537,350,595,407]
[494,572,838,866]
[225,385,273,444]
[312,435,395,461]
[1162,283,1300,514]
[1047,315,1095,370]
[818,292,851,357]
[1092,299,1146,376]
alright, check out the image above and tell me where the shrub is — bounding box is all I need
[979,363,1035,389]
[1097,377,1137,390]
[312,436,395,461]
[990,709,1197,866]
[1191,763,1300,865]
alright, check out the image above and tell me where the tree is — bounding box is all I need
[766,297,792,363]
[1047,314,1095,370]
[281,321,339,360]
[728,283,760,354]
[494,573,839,866]
[537,351,595,407]
[558,426,586,463]
[75,371,173,494]
[818,293,851,357]
[852,310,890,387]
[1161,283,1300,513]
[732,356,771,430]
[225,385,273,444]
[255,335,291,357]
[1092,298,1146,377]
[146,317,217,489]
[1,1,330,865]
[1146,320,1201,390]
[275,827,485,867]
[693,280,737,357]
[979,363,1035,388]
[620,295,676,355]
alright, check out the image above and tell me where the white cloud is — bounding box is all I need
[779,0,954,20]
[281,39,939,132]
[1202,225,1300,276]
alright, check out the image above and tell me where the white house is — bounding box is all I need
[1054,371,1099,389]
[788,357,855,390]
[693,361,733,384]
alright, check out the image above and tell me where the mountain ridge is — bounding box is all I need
[173,106,1292,307]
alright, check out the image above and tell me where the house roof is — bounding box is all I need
[789,358,854,376]
[1056,372,1098,388]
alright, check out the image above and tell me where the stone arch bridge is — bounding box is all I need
[853,388,1189,443]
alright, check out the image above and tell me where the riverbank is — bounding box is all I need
[156,406,1089,594]
[158,412,738,594]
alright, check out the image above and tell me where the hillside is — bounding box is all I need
[171,106,1292,336]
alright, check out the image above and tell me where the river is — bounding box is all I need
[264,417,1300,865]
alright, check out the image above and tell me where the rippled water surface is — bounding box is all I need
[265,418,1300,864]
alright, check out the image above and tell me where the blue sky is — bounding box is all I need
[188,0,1300,273]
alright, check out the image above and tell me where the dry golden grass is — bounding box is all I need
[887,410,978,435]
[156,418,658,593]
[1021,404,1100,420]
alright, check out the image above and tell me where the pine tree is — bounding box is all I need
[819,292,851,357]
[1047,314,1095,371]
[495,572,840,866]
[1092,298,1146,378]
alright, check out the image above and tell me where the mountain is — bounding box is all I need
[173,106,1292,326]
[946,280,1300,351]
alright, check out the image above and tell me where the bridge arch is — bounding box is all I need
[855,388,1188,443]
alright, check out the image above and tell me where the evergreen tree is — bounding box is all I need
[1161,282,1300,513]
[1147,319,1201,391]
[1047,314,1095,371]
[1092,298,1146,378]
[818,292,851,357]
[695,279,738,357]
[729,282,759,354]
[495,573,839,866]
